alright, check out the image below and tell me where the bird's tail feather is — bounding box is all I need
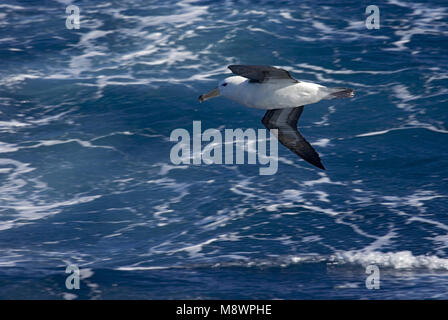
[325,87,355,99]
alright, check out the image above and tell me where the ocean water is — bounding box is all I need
[1,0,448,299]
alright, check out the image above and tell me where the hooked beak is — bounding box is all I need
[199,87,220,103]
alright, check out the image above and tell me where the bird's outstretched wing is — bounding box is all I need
[228,65,298,83]
[262,106,325,170]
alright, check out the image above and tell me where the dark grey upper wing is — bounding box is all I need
[228,65,298,83]
[262,106,325,170]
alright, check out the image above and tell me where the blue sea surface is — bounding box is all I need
[0,0,448,299]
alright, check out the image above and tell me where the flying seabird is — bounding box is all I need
[199,65,355,170]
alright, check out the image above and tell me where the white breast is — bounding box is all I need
[227,79,328,110]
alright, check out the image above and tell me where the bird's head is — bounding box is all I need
[198,76,244,103]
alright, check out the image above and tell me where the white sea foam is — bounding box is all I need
[303,172,345,187]
[62,293,78,300]
[331,250,448,270]
[0,157,102,231]
[0,4,25,10]
[385,0,448,52]
[312,138,331,147]
[295,63,409,75]
[116,265,171,271]
[115,250,448,272]
[0,194,102,231]
[0,142,19,153]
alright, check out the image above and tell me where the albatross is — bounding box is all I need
[199,65,355,170]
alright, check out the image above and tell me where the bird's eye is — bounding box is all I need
[222,83,227,87]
